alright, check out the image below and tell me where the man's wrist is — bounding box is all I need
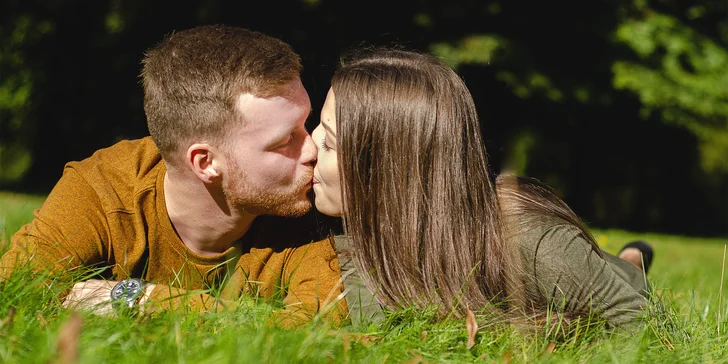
[138,283,156,306]
[110,279,147,312]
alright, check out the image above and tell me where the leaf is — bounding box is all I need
[545,341,556,354]
[466,306,478,349]
[37,311,48,327]
[406,354,423,364]
[340,333,381,346]
[56,311,82,364]
[342,334,351,357]
[502,348,512,364]
[0,307,15,329]
[340,332,381,358]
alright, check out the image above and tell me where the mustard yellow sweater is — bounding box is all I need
[1,137,347,325]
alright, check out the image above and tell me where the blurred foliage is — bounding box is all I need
[613,8,728,173]
[431,1,728,175]
[432,35,506,68]
[0,14,53,182]
[433,36,566,102]
[0,0,726,235]
[425,0,727,235]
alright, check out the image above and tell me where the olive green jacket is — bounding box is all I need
[335,220,648,328]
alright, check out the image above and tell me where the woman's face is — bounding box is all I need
[311,88,343,216]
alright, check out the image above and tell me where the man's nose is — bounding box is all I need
[302,133,318,164]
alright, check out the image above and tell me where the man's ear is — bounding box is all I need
[186,143,222,184]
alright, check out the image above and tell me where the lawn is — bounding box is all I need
[1,191,727,363]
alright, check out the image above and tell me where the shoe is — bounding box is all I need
[619,240,654,274]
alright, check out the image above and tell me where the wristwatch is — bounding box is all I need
[110,278,146,311]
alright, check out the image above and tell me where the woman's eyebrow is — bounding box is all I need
[323,120,336,136]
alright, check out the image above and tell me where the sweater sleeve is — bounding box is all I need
[275,238,349,327]
[143,243,348,327]
[525,224,648,329]
[1,167,108,280]
[144,285,235,313]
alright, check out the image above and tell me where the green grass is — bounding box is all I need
[1,191,727,363]
[0,191,46,244]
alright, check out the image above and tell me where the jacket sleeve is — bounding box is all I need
[332,235,385,326]
[526,224,648,329]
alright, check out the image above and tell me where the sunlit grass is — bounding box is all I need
[1,191,727,363]
[0,191,45,244]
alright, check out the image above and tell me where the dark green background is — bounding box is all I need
[2,0,727,236]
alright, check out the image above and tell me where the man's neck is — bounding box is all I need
[163,171,256,256]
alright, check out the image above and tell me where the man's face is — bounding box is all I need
[221,78,316,217]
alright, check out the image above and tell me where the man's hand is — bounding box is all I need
[62,279,117,316]
[62,280,157,316]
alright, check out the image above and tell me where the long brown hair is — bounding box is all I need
[496,174,600,255]
[332,48,522,318]
[332,48,602,321]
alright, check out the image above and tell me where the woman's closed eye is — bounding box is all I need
[320,137,333,151]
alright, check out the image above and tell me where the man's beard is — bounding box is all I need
[222,165,313,217]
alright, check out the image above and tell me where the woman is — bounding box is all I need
[312,48,653,329]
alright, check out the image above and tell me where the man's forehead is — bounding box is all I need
[276,78,308,99]
[233,92,309,140]
[236,80,310,114]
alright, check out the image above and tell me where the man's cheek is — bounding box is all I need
[257,164,297,185]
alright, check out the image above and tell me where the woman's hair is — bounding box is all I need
[496,174,600,255]
[331,47,603,321]
[331,48,522,318]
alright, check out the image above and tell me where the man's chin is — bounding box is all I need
[272,199,312,218]
[254,192,313,217]
[231,184,313,217]
[281,186,315,217]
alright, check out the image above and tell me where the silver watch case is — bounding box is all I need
[110,278,146,310]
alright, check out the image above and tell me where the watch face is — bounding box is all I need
[111,279,144,302]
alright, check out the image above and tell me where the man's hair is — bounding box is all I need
[141,25,302,166]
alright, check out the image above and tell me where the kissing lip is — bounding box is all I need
[312,176,320,184]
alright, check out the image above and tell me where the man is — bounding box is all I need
[0,25,347,325]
